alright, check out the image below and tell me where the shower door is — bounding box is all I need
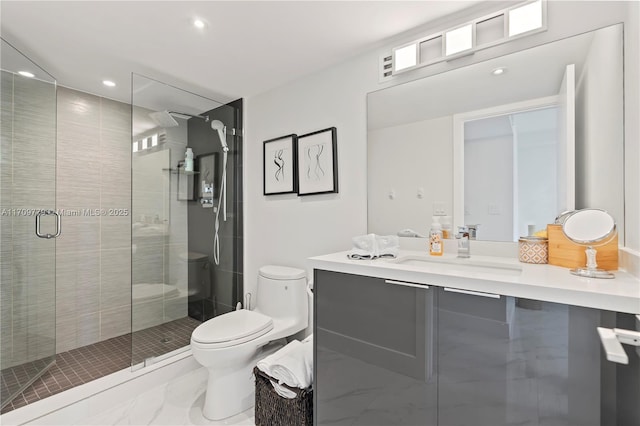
[1,39,57,409]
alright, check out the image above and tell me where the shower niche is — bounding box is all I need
[196,152,219,208]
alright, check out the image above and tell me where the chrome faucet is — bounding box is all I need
[456,226,470,258]
[466,224,479,240]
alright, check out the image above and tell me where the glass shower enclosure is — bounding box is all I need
[131,74,240,368]
[0,39,57,408]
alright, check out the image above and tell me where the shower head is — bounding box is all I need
[149,110,179,128]
[149,110,210,128]
[211,120,228,151]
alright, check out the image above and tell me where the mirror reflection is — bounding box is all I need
[367,24,623,242]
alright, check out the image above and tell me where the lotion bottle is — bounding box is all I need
[184,147,194,172]
[429,217,443,256]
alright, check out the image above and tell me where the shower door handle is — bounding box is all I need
[35,209,61,239]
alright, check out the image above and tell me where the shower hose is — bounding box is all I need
[213,147,228,265]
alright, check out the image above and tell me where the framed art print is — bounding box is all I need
[297,127,338,196]
[263,134,298,195]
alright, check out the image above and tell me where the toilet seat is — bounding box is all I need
[191,309,273,349]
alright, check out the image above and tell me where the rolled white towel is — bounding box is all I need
[269,379,297,399]
[256,340,302,377]
[269,338,313,390]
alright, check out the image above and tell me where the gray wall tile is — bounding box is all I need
[76,312,100,347]
[57,87,100,127]
[101,216,130,250]
[100,97,131,134]
[132,299,163,332]
[53,88,133,353]
[100,248,131,310]
[100,304,131,341]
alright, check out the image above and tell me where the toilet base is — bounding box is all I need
[201,341,284,421]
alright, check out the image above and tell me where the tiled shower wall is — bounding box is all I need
[55,87,132,353]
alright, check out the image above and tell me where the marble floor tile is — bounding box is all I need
[79,366,255,426]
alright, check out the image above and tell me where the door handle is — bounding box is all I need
[597,326,640,365]
[35,209,61,239]
[444,287,500,299]
[384,279,429,290]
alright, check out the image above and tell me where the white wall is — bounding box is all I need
[244,1,640,301]
[244,52,376,297]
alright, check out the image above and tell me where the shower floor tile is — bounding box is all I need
[1,316,201,414]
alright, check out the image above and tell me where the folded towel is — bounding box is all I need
[269,379,297,399]
[257,338,313,398]
[347,234,399,260]
[257,340,301,377]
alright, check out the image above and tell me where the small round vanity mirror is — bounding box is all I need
[562,208,616,279]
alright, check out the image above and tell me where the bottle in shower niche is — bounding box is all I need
[184,147,194,172]
[429,217,443,256]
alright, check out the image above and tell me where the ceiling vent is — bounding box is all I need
[379,52,394,83]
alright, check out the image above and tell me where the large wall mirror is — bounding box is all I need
[367,24,624,243]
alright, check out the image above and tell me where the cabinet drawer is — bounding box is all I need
[439,286,510,322]
[315,269,434,380]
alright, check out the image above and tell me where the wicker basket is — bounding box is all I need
[254,367,313,426]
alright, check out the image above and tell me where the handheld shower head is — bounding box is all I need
[211,120,228,151]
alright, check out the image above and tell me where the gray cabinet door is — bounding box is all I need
[437,287,640,426]
[315,269,437,425]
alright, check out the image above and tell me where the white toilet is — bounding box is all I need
[190,265,308,420]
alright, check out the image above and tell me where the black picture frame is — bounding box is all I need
[263,134,298,195]
[296,127,338,196]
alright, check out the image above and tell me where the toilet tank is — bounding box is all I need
[255,265,308,323]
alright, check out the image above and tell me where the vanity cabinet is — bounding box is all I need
[314,270,640,426]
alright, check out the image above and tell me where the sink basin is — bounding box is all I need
[390,255,522,276]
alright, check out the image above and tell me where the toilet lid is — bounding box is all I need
[259,265,306,280]
[191,309,273,345]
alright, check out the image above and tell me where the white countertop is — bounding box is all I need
[308,250,640,314]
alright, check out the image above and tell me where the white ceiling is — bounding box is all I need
[1,1,482,106]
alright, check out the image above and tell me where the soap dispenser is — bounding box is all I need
[429,217,443,256]
[184,147,194,172]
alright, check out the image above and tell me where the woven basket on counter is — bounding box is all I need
[253,366,313,426]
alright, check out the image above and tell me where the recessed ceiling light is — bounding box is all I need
[492,67,507,76]
[18,71,35,78]
[103,80,116,87]
[193,18,206,29]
